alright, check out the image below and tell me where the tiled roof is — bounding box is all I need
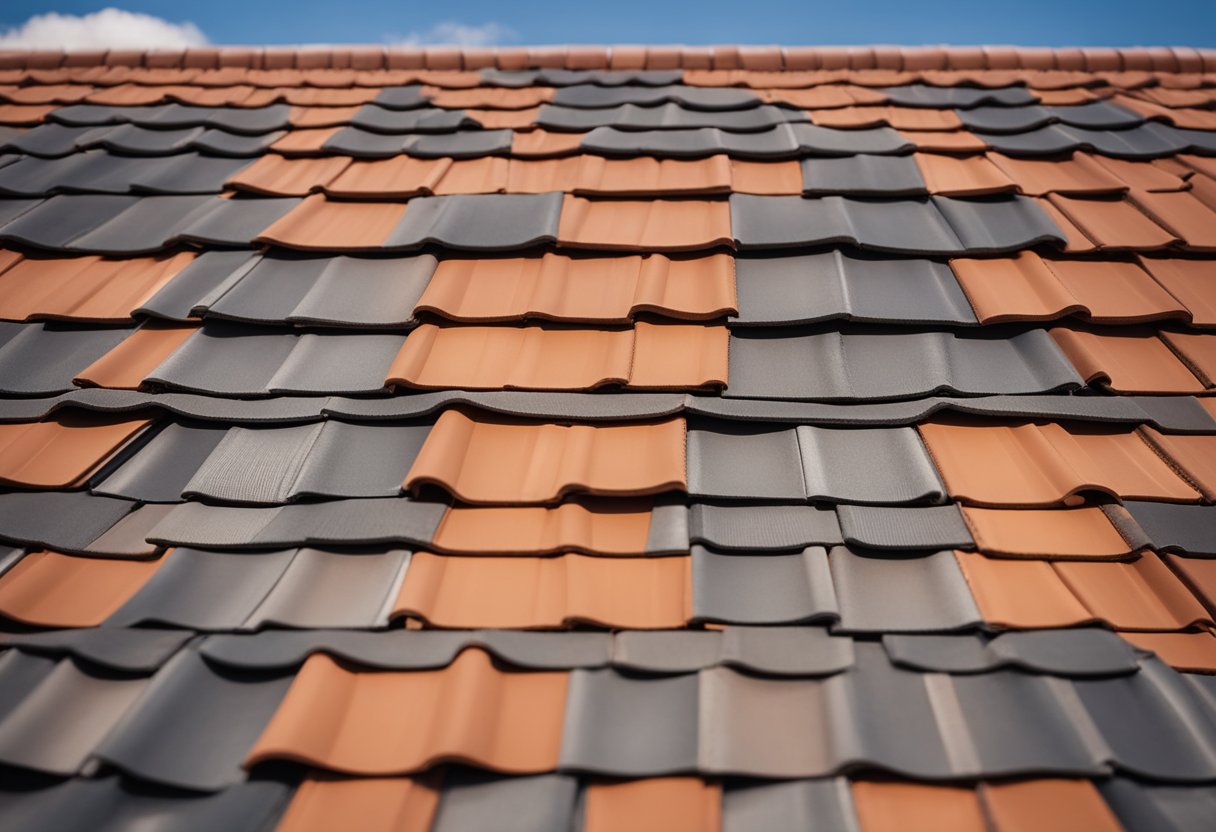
[1,42,1216,830]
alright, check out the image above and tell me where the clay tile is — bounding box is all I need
[1080,48,1122,72]
[916,153,1017,196]
[1034,197,1096,253]
[871,46,904,70]
[812,46,850,71]
[1046,194,1179,250]
[255,195,406,251]
[585,779,722,832]
[681,47,715,71]
[1171,47,1206,74]
[900,46,948,72]
[495,48,531,71]
[415,252,736,323]
[946,46,986,70]
[294,50,330,71]
[1052,48,1086,72]
[1054,554,1211,630]
[557,196,733,252]
[567,47,609,70]
[987,153,1127,197]
[644,46,682,71]
[432,500,657,555]
[275,773,442,832]
[1130,191,1216,251]
[424,48,462,71]
[609,46,647,70]
[271,127,341,155]
[782,47,822,71]
[1139,428,1216,501]
[393,552,692,628]
[218,48,259,69]
[955,551,1094,628]
[386,49,425,70]
[404,410,687,504]
[528,48,566,69]
[103,49,144,67]
[0,549,166,627]
[288,105,359,128]
[561,156,732,197]
[346,48,385,71]
[852,782,986,832]
[1141,258,1216,326]
[229,155,351,197]
[511,129,585,158]
[900,130,989,153]
[1161,330,1216,388]
[730,160,803,195]
[246,649,569,774]
[1121,631,1216,673]
[182,48,221,69]
[60,50,104,68]
[1049,327,1205,393]
[1016,47,1057,71]
[961,506,1136,559]
[917,420,1199,506]
[429,86,552,109]
[982,780,1124,832]
[461,49,498,70]
[630,322,729,388]
[0,415,150,488]
[75,323,198,390]
[983,46,1021,70]
[739,46,783,71]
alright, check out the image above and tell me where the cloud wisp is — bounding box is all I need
[0,7,208,50]
[392,21,515,47]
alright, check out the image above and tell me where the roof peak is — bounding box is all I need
[2,44,1213,73]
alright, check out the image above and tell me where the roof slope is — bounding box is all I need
[0,44,1215,830]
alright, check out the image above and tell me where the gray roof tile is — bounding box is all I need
[1101,776,1216,832]
[686,422,945,503]
[0,151,251,196]
[730,194,1066,253]
[382,193,563,250]
[371,85,428,109]
[801,154,927,196]
[613,627,856,676]
[91,422,229,502]
[836,504,974,550]
[959,101,1143,133]
[482,68,683,87]
[0,629,192,673]
[433,772,577,832]
[725,329,1082,400]
[323,127,513,158]
[0,323,130,394]
[883,629,1140,676]
[552,84,762,110]
[723,779,858,832]
[880,84,1038,108]
[6,123,283,157]
[350,105,479,133]
[537,102,803,132]
[689,504,843,551]
[580,124,912,159]
[828,547,982,632]
[980,122,1210,159]
[1122,502,1216,555]
[83,504,170,557]
[50,103,293,133]
[136,250,258,320]
[0,491,135,554]
[691,545,840,625]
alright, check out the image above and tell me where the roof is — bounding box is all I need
[0,42,1215,830]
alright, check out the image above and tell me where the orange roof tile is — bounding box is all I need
[1160,330,1216,386]
[1054,555,1211,630]
[404,410,687,504]
[1034,197,1098,254]
[270,127,342,155]
[1045,194,1178,250]
[981,780,1125,832]
[415,253,736,323]
[425,86,554,109]
[950,253,1187,324]
[0,103,56,124]
[583,778,722,832]
[955,551,1095,628]
[325,158,506,198]
[729,160,804,195]
[226,155,351,196]
[0,251,196,322]
[961,506,1137,559]
[387,322,727,391]
[463,107,542,129]
[1,83,93,104]
[432,500,657,555]
[394,552,691,628]
[1139,428,1216,501]
[1121,631,1216,672]
[761,85,886,108]
[988,153,1128,196]
[918,420,1200,506]
[246,649,568,774]
[510,129,585,158]
[914,153,1017,196]
[275,773,442,832]
[508,156,734,196]
[0,415,150,488]
[852,782,986,832]
[255,195,407,250]
[1164,554,1216,617]
[1086,153,1189,192]
[288,105,362,127]
[557,196,733,252]
[1139,257,1216,326]
[1130,190,1216,250]
[899,130,988,153]
[0,549,165,627]
[75,323,197,390]
[428,158,512,195]
[1048,327,1205,392]
[1031,87,1100,105]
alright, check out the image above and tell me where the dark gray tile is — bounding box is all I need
[552,84,762,110]
[801,154,927,196]
[692,545,839,625]
[836,504,974,550]
[323,127,513,158]
[883,628,1140,676]
[1101,776,1216,832]
[689,504,843,551]
[612,627,855,677]
[537,102,803,132]
[828,547,982,632]
[580,123,912,159]
[0,323,130,394]
[482,68,682,87]
[0,629,191,673]
[0,491,135,554]
[372,86,428,109]
[1122,502,1216,555]
[383,193,563,250]
[92,422,229,502]
[881,84,1038,108]
[351,105,479,134]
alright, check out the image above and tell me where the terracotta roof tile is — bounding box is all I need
[918,420,1200,506]
[852,782,986,832]
[1048,327,1206,392]
[1139,428,1216,501]
[404,410,686,504]
[961,506,1137,558]
[584,778,721,832]
[988,153,1129,196]
[557,196,733,251]
[899,130,989,152]
[1163,554,1216,616]
[510,129,585,158]
[508,157,734,196]
[1086,153,1190,191]
[1121,631,1216,672]
[226,155,351,196]
[1160,330,1216,385]
[432,501,657,555]
[758,85,886,108]
[956,550,1210,629]
[1130,190,1216,250]
[387,323,727,391]
[463,107,542,129]
[981,779,1124,832]
[728,160,804,195]
[255,195,407,250]
[270,127,342,155]
[288,105,363,127]
[1045,194,1178,250]
[393,552,691,628]
[0,83,93,104]
[951,253,1188,324]
[325,158,507,198]
[0,251,195,322]
[275,774,441,832]
[414,253,736,323]
[74,323,198,389]
[425,86,554,109]
[246,649,569,774]
[0,415,150,487]
[0,549,165,627]
[0,103,56,124]
[914,153,1018,196]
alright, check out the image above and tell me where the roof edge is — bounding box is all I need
[1,45,1214,73]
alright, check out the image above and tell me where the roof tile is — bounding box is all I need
[1138,257,1216,326]
[1121,631,1216,672]
[961,506,1140,558]
[557,195,733,251]
[431,501,660,555]
[246,649,568,774]
[1139,428,1216,501]
[1160,330,1216,385]
[1045,194,1178,250]
[851,782,986,832]
[584,778,721,832]
[404,410,687,504]
[275,774,440,832]
[981,779,1124,832]
[394,552,691,628]
[914,153,1017,196]
[254,194,407,249]
[0,549,165,626]
[0,415,149,487]
[1048,327,1206,392]
[226,154,351,196]
[509,156,733,196]
[74,323,198,389]
[918,420,1200,506]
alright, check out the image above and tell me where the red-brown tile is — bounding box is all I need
[255,195,406,250]
[1049,327,1205,393]
[0,549,166,627]
[0,416,150,488]
[557,196,733,252]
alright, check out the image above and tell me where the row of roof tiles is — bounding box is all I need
[4,544,1216,635]
[2,45,1214,72]
[0,249,1212,331]
[1,641,1213,787]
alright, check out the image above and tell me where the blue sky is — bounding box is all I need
[2,1,1214,47]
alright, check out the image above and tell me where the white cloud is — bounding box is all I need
[0,7,208,51]
[391,21,514,47]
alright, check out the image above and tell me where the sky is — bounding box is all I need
[0,1,1213,49]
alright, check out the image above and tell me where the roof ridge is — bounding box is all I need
[1,44,1214,73]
